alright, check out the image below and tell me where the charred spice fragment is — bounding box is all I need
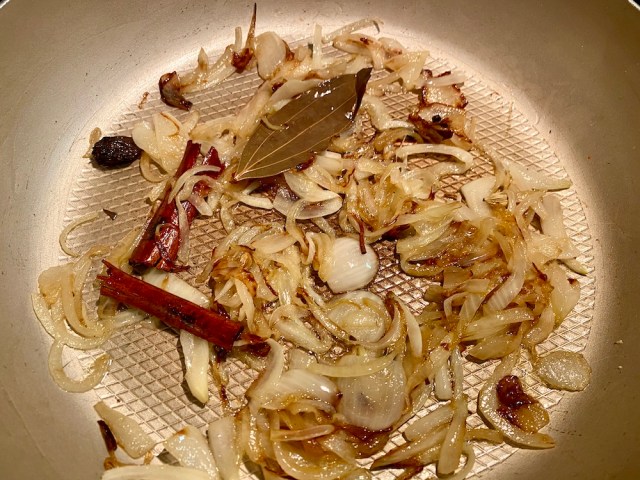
[91,136,142,168]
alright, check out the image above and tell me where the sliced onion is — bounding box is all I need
[180,331,211,404]
[164,425,218,479]
[272,441,355,480]
[362,94,414,131]
[255,32,287,79]
[318,237,378,294]
[94,401,156,458]
[272,312,332,354]
[181,45,237,94]
[323,18,382,43]
[478,378,555,449]
[404,404,454,442]
[434,360,453,401]
[143,269,212,402]
[545,262,580,323]
[247,339,285,406]
[534,351,591,391]
[503,158,571,191]
[270,424,335,442]
[524,305,555,347]
[102,465,211,480]
[267,79,323,109]
[284,172,341,203]
[273,192,343,220]
[208,416,240,480]
[49,340,110,393]
[486,241,526,311]
[251,233,297,254]
[325,291,388,342]
[371,426,447,469]
[59,211,100,257]
[266,369,338,408]
[461,176,495,218]
[437,395,468,476]
[463,308,534,341]
[169,165,222,203]
[308,351,395,378]
[336,357,406,431]
[32,294,107,350]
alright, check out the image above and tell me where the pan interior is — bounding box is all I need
[59,29,595,478]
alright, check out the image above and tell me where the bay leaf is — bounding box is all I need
[235,67,372,180]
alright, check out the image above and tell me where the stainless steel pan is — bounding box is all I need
[1,0,639,478]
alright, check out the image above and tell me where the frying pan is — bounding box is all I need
[1,0,639,478]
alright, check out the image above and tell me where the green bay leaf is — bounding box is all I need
[236,68,372,180]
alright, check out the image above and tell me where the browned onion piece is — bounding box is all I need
[159,71,193,111]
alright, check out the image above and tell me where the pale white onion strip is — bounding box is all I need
[546,262,581,323]
[267,79,323,109]
[434,361,453,401]
[270,304,331,354]
[310,216,336,236]
[139,152,168,183]
[441,444,476,480]
[275,191,342,221]
[461,176,495,218]
[323,18,382,43]
[32,294,107,350]
[93,401,156,458]
[180,331,211,404]
[463,308,534,341]
[284,171,340,203]
[503,158,571,191]
[265,369,338,408]
[48,340,110,393]
[189,193,214,216]
[307,352,395,378]
[524,305,555,347]
[283,199,308,249]
[164,425,219,479]
[60,264,107,338]
[102,465,211,480]
[486,241,526,312]
[208,416,240,480]
[465,428,504,444]
[229,191,273,210]
[362,94,414,130]
[59,211,100,257]
[251,233,297,255]
[451,346,464,398]
[403,404,454,442]
[247,339,284,407]
[181,46,237,94]
[371,425,447,469]
[168,165,222,203]
[311,24,324,69]
[395,144,474,176]
[341,294,398,351]
[304,294,353,343]
[272,441,354,480]
[437,395,468,476]
[175,199,190,263]
[270,424,335,442]
[398,300,422,357]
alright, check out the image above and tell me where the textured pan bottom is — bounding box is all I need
[60,32,595,478]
